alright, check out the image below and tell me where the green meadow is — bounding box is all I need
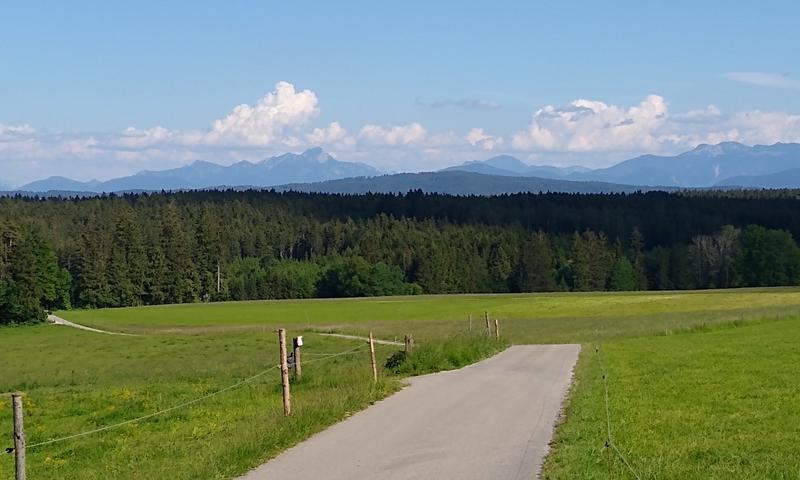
[2,288,800,478]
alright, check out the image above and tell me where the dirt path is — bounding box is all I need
[239,344,580,480]
[48,315,138,336]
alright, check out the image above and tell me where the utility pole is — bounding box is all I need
[216,262,221,294]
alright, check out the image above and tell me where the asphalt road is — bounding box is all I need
[239,344,580,480]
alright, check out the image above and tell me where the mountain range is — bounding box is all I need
[16,148,379,193]
[442,142,800,188]
[6,142,800,196]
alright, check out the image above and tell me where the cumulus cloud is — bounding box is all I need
[359,122,427,146]
[307,121,347,143]
[512,95,669,152]
[6,83,800,185]
[207,81,319,145]
[511,94,800,155]
[723,72,800,89]
[466,128,503,150]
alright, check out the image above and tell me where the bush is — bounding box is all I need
[317,256,420,298]
[386,334,507,376]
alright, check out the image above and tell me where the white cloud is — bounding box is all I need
[207,81,319,145]
[512,95,669,152]
[307,121,347,144]
[723,72,800,89]
[510,94,800,156]
[0,123,35,136]
[5,84,800,185]
[359,122,427,146]
[466,128,503,150]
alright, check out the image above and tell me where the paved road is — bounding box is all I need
[239,344,580,480]
[48,314,137,336]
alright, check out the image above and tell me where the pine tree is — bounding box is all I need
[516,231,557,292]
[160,203,198,303]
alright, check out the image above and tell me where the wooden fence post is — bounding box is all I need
[404,334,414,357]
[277,329,292,416]
[12,393,26,480]
[468,314,472,333]
[369,332,378,383]
[494,318,500,340]
[292,336,302,380]
[484,311,491,337]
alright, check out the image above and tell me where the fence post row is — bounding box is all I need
[12,393,26,480]
[278,329,292,416]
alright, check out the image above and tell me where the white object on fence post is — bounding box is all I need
[292,336,303,380]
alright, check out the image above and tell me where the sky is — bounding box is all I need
[1,0,800,186]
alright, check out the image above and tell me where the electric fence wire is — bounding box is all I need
[597,345,643,480]
[4,341,376,454]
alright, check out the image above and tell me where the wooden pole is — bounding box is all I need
[484,311,491,337]
[369,332,378,383]
[292,337,302,380]
[278,329,291,416]
[11,393,26,480]
[468,314,472,333]
[404,334,414,357]
[494,318,500,340]
[216,263,221,293]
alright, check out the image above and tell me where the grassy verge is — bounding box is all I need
[0,325,502,479]
[541,316,800,479]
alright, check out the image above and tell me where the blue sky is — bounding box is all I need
[1,0,799,185]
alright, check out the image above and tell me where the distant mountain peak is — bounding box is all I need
[482,155,531,174]
[690,141,747,156]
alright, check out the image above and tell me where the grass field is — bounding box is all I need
[542,317,800,479]
[64,288,800,343]
[2,288,800,478]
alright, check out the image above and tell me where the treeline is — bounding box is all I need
[1,189,799,324]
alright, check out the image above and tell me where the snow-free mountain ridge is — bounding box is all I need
[17,148,380,193]
[11,142,800,194]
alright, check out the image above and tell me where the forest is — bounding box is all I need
[1,189,800,324]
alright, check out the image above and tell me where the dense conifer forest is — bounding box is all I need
[2,189,800,324]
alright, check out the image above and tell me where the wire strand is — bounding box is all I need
[22,364,279,451]
[301,344,368,366]
[5,342,372,454]
[597,344,642,480]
